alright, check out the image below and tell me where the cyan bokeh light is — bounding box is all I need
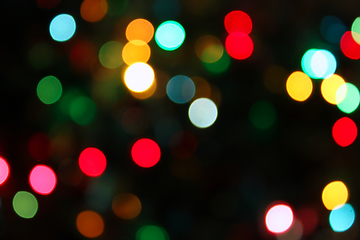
[49,14,76,42]
[329,203,355,232]
[166,75,195,104]
[155,20,185,51]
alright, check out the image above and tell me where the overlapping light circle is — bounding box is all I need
[321,74,346,104]
[124,62,155,93]
[322,181,348,210]
[301,49,337,79]
[166,75,195,104]
[329,203,355,232]
[336,83,360,114]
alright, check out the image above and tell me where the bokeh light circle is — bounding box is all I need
[329,203,355,232]
[126,18,154,43]
[79,147,107,177]
[332,117,357,147]
[69,96,97,125]
[225,32,253,60]
[340,31,360,59]
[122,40,151,65]
[29,165,57,195]
[224,10,252,34]
[321,15,346,44]
[265,204,294,234]
[37,75,62,104]
[321,74,346,104]
[76,210,104,238]
[0,157,9,185]
[80,0,108,22]
[155,20,185,51]
[351,17,360,44]
[131,138,161,168]
[136,225,169,240]
[166,75,195,104]
[301,49,337,79]
[189,98,218,128]
[49,14,76,42]
[112,193,141,219]
[286,71,313,101]
[336,83,360,114]
[322,181,348,210]
[124,62,155,92]
[99,41,124,69]
[13,191,38,219]
[195,35,224,63]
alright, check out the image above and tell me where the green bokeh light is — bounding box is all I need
[13,191,38,219]
[99,41,124,69]
[336,83,360,114]
[155,20,185,51]
[37,76,63,104]
[351,17,360,44]
[203,51,230,74]
[69,96,97,125]
[249,100,276,129]
[136,225,169,240]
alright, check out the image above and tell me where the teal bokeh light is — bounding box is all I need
[49,14,76,42]
[301,49,336,79]
[166,75,195,104]
[329,203,355,232]
[155,20,185,51]
[336,83,360,114]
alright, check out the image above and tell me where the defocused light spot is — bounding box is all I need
[131,138,161,168]
[189,98,217,128]
[106,0,128,17]
[99,41,124,69]
[13,191,38,219]
[169,131,197,159]
[286,71,313,101]
[224,10,252,34]
[122,40,151,65]
[263,65,287,94]
[351,17,360,44]
[225,32,253,60]
[322,181,348,210]
[136,225,169,240]
[203,51,231,74]
[296,207,318,236]
[321,16,346,44]
[49,14,76,42]
[310,50,337,79]
[276,219,303,240]
[249,100,276,129]
[329,203,355,232]
[130,78,157,99]
[126,18,154,43]
[28,42,54,70]
[112,193,141,219]
[37,0,60,9]
[0,157,9,185]
[80,0,108,22]
[192,77,211,99]
[340,31,360,59]
[166,75,195,104]
[332,117,357,147]
[153,0,181,20]
[155,20,185,51]
[76,210,104,238]
[321,74,346,104]
[195,35,224,63]
[70,39,96,74]
[124,62,154,93]
[37,75,62,104]
[301,49,317,78]
[29,165,57,195]
[336,83,360,114]
[265,204,294,234]
[28,133,53,162]
[79,147,107,177]
[69,96,97,125]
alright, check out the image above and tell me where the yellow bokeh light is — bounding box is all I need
[321,74,346,104]
[195,35,224,63]
[122,40,151,65]
[125,18,154,43]
[80,0,108,22]
[322,181,348,210]
[124,62,154,93]
[286,71,313,102]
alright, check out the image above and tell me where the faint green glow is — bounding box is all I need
[37,76,63,104]
[189,98,218,128]
[106,0,128,17]
[136,225,169,240]
[155,21,185,51]
[329,203,355,232]
[99,41,124,69]
[203,51,231,74]
[351,17,360,44]
[13,191,38,219]
[49,14,76,42]
[249,100,276,129]
[69,96,97,125]
[336,83,360,114]
[28,42,54,70]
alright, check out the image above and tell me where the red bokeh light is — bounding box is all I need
[340,31,360,60]
[0,157,9,185]
[37,0,61,9]
[79,147,107,177]
[29,165,57,195]
[28,133,53,162]
[224,10,252,35]
[296,207,318,236]
[225,32,253,60]
[131,138,161,168]
[332,117,357,147]
[70,39,96,74]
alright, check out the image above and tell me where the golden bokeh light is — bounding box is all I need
[125,18,154,43]
[322,181,348,210]
[122,40,151,65]
[76,210,104,238]
[286,71,313,102]
[321,74,346,104]
[80,0,108,22]
[124,62,155,92]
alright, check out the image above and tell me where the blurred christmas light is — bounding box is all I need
[332,117,357,147]
[122,40,151,65]
[29,165,57,195]
[124,62,155,93]
[225,32,253,60]
[320,74,346,104]
[336,83,360,114]
[203,51,231,74]
[79,147,107,177]
[0,157,9,185]
[276,219,303,240]
[131,138,161,168]
[126,18,154,43]
[329,203,355,232]
[49,14,76,42]
[351,17,360,44]
[286,71,313,102]
[188,98,218,128]
[320,16,346,44]
[99,41,124,69]
[155,20,185,51]
[224,10,252,34]
[166,75,195,104]
[265,204,294,234]
[322,181,348,210]
[195,35,224,63]
[69,96,97,125]
[37,76,62,104]
[301,49,336,79]
[76,210,104,238]
[80,0,108,22]
[136,225,169,240]
[12,191,38,219]
[112,193,141,219]
[340,31,360,59]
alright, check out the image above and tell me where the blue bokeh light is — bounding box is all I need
[166,75,195,104]
[49,14,76,42]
